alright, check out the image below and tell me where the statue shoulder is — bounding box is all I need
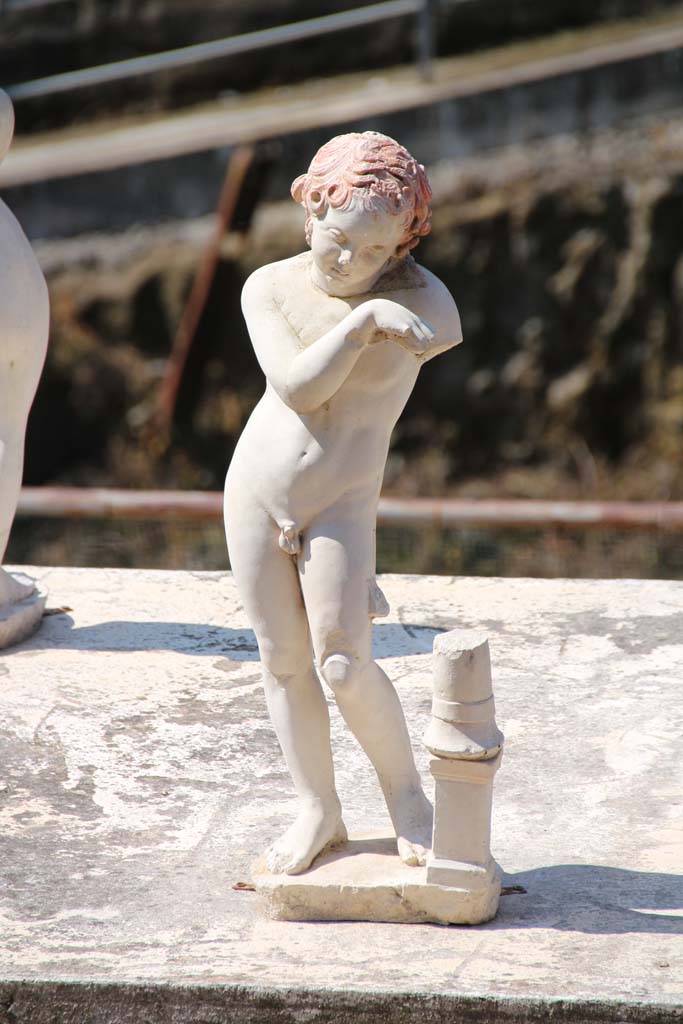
[411,263,457,307]
[394,262,463,356]
[241,254,308,313]
[375,258,456,312]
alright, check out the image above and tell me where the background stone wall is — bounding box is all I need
[24,118,683,505]
[4,0,681,130]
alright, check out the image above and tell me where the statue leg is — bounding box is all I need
[0,222,49,610]
[225,486,346,875]
[0,435,34,605]
[298,499,433,866]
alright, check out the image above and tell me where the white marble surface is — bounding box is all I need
[226,131,459,875]
[0,89,50,647]
[0,575,47,648]
[0,567,681,1012]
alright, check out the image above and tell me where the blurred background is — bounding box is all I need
[2,0,683,578]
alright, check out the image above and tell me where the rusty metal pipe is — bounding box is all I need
[151,144,255,443]
[15,487,683,532]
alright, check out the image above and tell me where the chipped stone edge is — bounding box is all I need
[0,980,680,1024]
[252,845,502,926]
[254,872,502,925]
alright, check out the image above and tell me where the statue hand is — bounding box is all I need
[356,298,435,356]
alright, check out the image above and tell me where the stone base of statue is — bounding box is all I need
[254,629,505,925]
[0,571,47,649]
[253,830,502,925]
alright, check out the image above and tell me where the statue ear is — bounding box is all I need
[291,173,307,205]
[0,91,14,166]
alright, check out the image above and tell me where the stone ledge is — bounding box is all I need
[0,567,681,1021]
[0,981,681,1024]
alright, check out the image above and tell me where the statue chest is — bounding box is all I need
[278,283,355,352]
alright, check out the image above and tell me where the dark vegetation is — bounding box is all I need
[22,132,683,506]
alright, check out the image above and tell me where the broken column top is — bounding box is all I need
[432,629,493,703]
[426,630,503,760]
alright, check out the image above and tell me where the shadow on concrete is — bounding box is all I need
[21,614,443,660]
[374,622,446,655]
[25,615,261,657]
[497,863,683,935]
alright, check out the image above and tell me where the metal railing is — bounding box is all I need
[5,0,436,101]
[16,487,683,532]
[2,0,69,11]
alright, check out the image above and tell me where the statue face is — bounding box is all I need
[309,201,408,297]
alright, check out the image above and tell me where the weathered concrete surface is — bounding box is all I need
[0,568,681,1022]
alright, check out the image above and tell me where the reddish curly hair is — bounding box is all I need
[291,131,432,260]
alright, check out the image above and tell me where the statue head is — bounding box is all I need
[0,91,14,166]
[291,131,432,296]
[292,130,432,294]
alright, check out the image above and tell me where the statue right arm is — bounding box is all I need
[241,270,434,415]
[241,268,370,415]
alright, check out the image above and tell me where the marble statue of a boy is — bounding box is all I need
[224,131,462,874]
[0,90,50,646]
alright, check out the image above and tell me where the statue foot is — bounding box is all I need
[0,570,47,649]
[393,787,434,867]
[265,799,347,875]
[0,568,35,608]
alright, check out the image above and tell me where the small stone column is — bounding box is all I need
[424,631,504,922]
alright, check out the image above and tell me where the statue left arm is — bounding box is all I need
[416,272,463,363]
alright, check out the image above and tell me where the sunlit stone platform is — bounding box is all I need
[0,567,681,1023]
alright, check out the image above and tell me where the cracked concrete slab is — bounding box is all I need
[0,567,681,1022]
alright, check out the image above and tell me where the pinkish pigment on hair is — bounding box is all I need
[291,131,432,260]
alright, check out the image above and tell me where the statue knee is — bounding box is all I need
[260,643,302,684]
[320,653,357,691]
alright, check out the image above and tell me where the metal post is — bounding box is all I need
[151,145,255,446]
[417,0,436,81]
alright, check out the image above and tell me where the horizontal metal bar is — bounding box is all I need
[6,0,421,101]
[4,18,683,188]
[3,0,69,10]
[376,497,683,531]
[18,487,224,522]
[16,487,683,532]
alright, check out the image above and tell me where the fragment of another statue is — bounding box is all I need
[424,632,504,917]
[0,90,50,648]
[224,131,462,878]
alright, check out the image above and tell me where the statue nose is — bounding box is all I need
[338,249,352,266]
